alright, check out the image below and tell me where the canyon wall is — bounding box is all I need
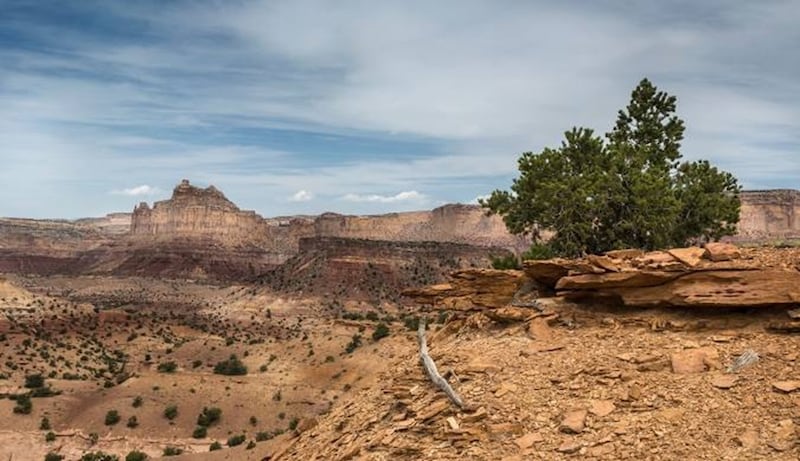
[734,190,800,242]
[131,179,268,245]
[2,182,799,281]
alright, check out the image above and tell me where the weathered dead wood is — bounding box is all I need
[418,320,464,408]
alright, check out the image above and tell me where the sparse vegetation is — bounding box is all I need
[157,361,177,373]
[44,453,64,461]
[372,323,390,341]
[79,452,119,461]
[213,354,247,375]
[490,254,520,270]
[196,406,222,427]
[163,404,178,420]
[345,333,362,353]
[162,446,183,456]
[209,441,222,451]
[227,434,246,447]
[104,410,121,426]
[132,396,143,408]
[192,425,208,438]
[126,416,139,428]
[125,451,148,461]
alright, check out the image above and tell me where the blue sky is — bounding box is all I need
[1,0,798,219]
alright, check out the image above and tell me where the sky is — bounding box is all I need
[1,0,798,219]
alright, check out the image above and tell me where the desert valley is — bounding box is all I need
[0,181,799,460]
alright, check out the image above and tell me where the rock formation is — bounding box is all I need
[131,179,268,245]
[409,244,800,310]
[734,190,800,242]
[260,237,515,301]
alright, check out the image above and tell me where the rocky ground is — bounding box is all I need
[1,245,799,460]
[281,303,800,460]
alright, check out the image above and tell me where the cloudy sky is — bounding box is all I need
[1,1,798,219]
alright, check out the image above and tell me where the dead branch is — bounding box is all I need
[417,320,464,408]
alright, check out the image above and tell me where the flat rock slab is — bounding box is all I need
[772,381,800,393]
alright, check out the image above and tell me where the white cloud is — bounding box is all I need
[471,194,491,205]
[112,185,160,196]
[288,189,313,202]
[342,190,425,203]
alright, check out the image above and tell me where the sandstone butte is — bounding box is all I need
[406,242,800,311]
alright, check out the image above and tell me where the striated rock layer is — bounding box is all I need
[409,244,800,310]
[260,236,515,302]
[734,190,800,242]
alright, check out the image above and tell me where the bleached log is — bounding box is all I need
[417,320,464,408]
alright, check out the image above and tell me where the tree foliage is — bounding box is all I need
[482,78,740,256]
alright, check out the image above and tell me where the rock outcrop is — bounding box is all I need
[409,244,800,311]
[734,190,800,242]
[131,179,268,245]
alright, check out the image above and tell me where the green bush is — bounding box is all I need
[521,243,555,261]
[227,434,246,447]
[213,355,247,376]
[192,425,207,438]
[25,374,45,389]
[162,446,183,456]
[104,410,121,426]
[371,323,390,341]
[40,416,51,430]
[125,451,148,461]
[44,453,64,461]
[45,431,56,442]
[132,396,143,408]
[345,334,362,353]
[13,394,32,414]
[209,441,222,451]
[79,452,119,461]
[126,416,138,428]
[490,255,520,269]
[255,431,271,441]
[156,361,177,373]
[196,407,222,427]
[163,404,178,420]
[288,417,299,431]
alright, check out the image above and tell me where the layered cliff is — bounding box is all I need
[260,236,514,301]
[735,190,800,242]
[131,179,268,245]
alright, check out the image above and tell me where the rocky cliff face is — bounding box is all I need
[735,190,800,242]
[260,236,514,302]
[131,179,268,245]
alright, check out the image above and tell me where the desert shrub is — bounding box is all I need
[156,361,177,373]
[13,394,32,414]
[79,452,119,461]
[255,431,271,441]
[249,415,257,426]
[345,334,362,353]
[45,431,56,442]
[288,417,299,431]
[490,255,520,270]
[209,441,222,451]
[44,453,64,461]
[372,323,390,341]
[403,315,422,331]
[104,410,120,426]
[124,451,147,461]
[131,396,143,408]
[192,426,207,438]
[521,243,555,261]
[126,416,138,428]
[196,406,222,427]
[40,416,51,430]
[227,434,246,447]
[25,374,45,388]
[162,446,183,456]
[213,354,247,376]
[192,359,203,368]
[246,440,256,449]
[163,404,178,420]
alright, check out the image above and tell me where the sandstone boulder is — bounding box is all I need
[704,242,741,261]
